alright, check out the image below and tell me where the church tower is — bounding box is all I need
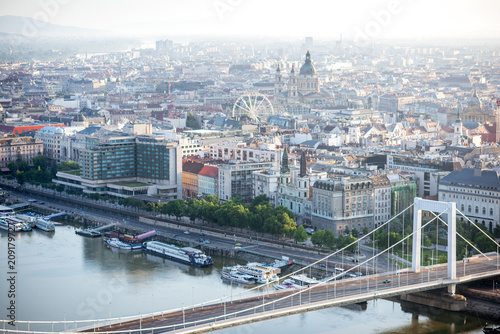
[299,150,307,177]
[280,146,290,174]
[296,150,309,200]
[288,64,298,102]
[454,109,463,146]
[279,146,291,188]
[274,64,284,99]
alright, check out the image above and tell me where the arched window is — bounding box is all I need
[475,206,479,214]
[461,204,464,211]
[468,205,471,212]
[482,207,486,215]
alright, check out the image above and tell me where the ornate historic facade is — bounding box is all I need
[274,51,329,107]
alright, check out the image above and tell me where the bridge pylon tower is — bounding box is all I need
[412,198,457,292]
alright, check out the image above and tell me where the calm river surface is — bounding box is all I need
[0,222,488,334]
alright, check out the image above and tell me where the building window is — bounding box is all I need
[490,208,494,216]
[475,206,479,214]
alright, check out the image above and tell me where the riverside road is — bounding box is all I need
[4,180,392,273]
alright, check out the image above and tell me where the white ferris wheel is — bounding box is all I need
[232,92,274,123]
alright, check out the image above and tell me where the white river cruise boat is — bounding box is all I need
[142,241,213,267]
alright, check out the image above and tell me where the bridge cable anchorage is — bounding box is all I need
[456,208,500,250]
[429,211,490,260]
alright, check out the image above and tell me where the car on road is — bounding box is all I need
[173,234,179,238]
[28,198,37,202]
[319,264,326,268]
[183,231,190,235]
[202,240,210,244]
[39,201,45,205]
[383,279,391,284]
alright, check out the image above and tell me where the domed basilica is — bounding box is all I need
[274,51,328,106]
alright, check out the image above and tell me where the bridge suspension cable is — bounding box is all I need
[429,211,490,260]
[456,208,500,250]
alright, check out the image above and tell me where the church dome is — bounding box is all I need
[299,51,317,76]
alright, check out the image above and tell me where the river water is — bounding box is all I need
[0,222,488,334]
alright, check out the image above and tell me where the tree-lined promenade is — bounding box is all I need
[150,194,297,239]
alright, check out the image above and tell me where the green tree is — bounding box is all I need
[50,161,58,177]
[294,225,308,243]
[251,194,269,208]
[344,235,358,252]
[362,226,369,235]
[351,228,360,238]
[33,155,47,170]
[494,225,500,238]
[165,199,186,220]
[311,230,326,247]
[58,160,80,171]
[324,229,336,249]
[186,113,200,129]
[424,237,432,247]
[15,170,24,185]
[228,203,250,231]
[199,200,218,224]
[475,234,496,252]
[185,199,201,222]
[263,215,280,235]
[344,226,350,235]
[275,211,296,237]
[249,203,274,231]
[146,202,156,212]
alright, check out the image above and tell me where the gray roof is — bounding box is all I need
[462,122,480,130]
[77,126,102,135]
[300,140,320,147]
[299,51,317,76]
[440,168,500,190]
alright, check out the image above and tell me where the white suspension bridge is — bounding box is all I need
[2,198,500,334]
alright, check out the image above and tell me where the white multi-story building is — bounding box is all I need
[371,176,391,227]
[438,163,500,232]
[35,126,84,163]
[178,136,203,158]
[252,169,280,206]
[218,161,275,202]
[210,142,280,165]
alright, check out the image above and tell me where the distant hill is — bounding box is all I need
[0,15,110,38]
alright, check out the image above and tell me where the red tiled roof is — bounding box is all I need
[199,166,218,178]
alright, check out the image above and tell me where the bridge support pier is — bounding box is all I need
[447,283,456,295]
[400,289,466,312]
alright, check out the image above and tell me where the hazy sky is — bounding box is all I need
[2,0,500,39]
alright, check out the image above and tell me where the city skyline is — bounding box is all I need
[1,0,500,40]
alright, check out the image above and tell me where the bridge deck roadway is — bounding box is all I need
[84,254,500,334]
